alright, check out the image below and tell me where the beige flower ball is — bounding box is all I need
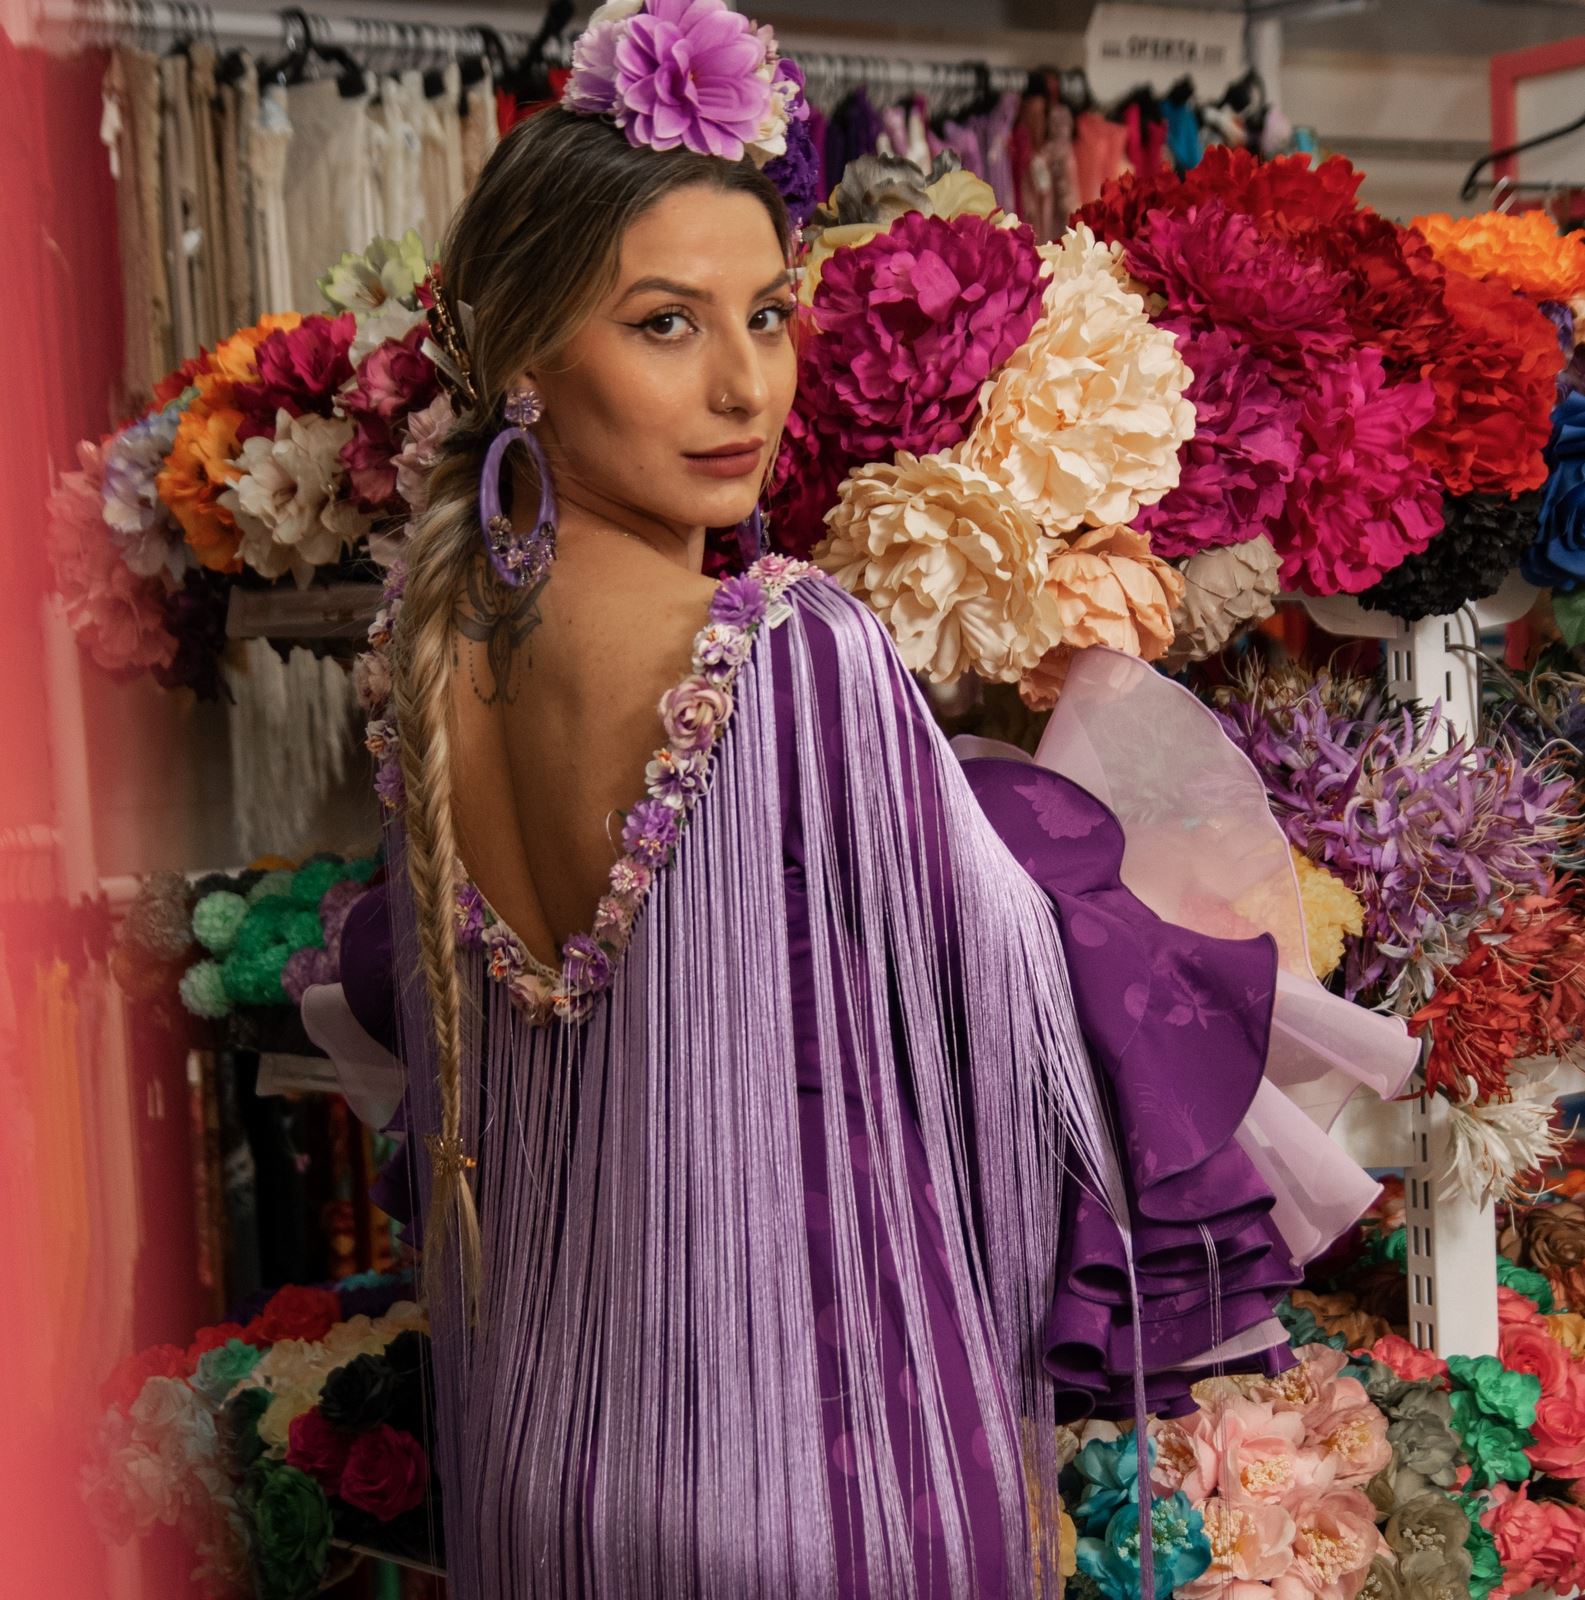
[1159,533,1284,672]
[961,224,1195,535]
[1018,524,1185,710]
[815,450,1064,684]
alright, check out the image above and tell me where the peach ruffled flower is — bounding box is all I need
[1280,1487,1382,1600]
[961,224,1195,535]
[1412,209,1585,301]
[816,449,1063,683]
[1017,524,1184,710]
[158,392,246,572]
[1179,1497,1297,1599]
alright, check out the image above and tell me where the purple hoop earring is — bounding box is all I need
[736,503,766,570]
[479,388,557,587]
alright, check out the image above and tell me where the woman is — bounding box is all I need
[317,8,1407,1595]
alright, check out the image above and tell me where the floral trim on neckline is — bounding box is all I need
[359,551,829,1028]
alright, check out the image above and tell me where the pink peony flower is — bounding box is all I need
[1498,1285,1548,1327]
[234,312,356,441]
[1272,349,1443,595]
[1134,328,1299,559]
[1305,1387,1391,1488]
[340,418,401,514]
[613,0,771,160]
[806,210,1046,460]
[1124,202,1355,387]
[341,325,439,425]
[392,392,455,514]
[1274,1488,1380,1600]
[1482,1482,1585,1598]
[765,391,850,561]
[1179,1498,1297,1599]
[1368,1334,1448,1385]
[658,676,732,752]
[1183,1397,1336,1506]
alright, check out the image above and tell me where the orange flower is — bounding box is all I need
[1412,209,1585,301]
[158,393,246,572]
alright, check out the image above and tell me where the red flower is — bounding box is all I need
[246,1284,343,1346]
[99,1342,192,1411]
[287,1407,356,1493]
[185,1321,249,1365]
[338,1423,430,1521]
[765,394,849,560]
[233,312,357,442]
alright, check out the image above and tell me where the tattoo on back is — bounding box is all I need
[452,560,548,706]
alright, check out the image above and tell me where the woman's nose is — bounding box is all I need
[709,327,771,416]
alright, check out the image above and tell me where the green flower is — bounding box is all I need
[1456,1497,1503,1600]
[222,1385,271,1470]
[1379,1226,1408,1265]
[1447,1396,1534,1488]
[192,890,249,954]
[179,958,232,1019]
[246,1461,332,1600]
[1277,1297,1347,1349]
[193,1338,263,1404]
[1494,1257,1554,1313]
[317,231,429,314]
[1446,1355,1539,1431]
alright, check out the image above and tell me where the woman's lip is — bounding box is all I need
[682,445,762,478]
[685,439,765,459]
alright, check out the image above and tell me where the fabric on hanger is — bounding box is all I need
[1162,96,1203,171]
[215,51,258,331]
[1073,107,1128,206]
[982,89,1020,212]
[371,72,427,245]
[159,49,201,363]
[102,47,166,402]
[904,94,932,171]
[805,102,829,205]
[418,62,467,251]
[1122,97,1168,178]
[876,100,909,163]
[187,42,230,352]
[460,66,500,193]
[250,83,295,320]
[281,75,376,315]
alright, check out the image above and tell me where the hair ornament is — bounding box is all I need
[420,264,480,413]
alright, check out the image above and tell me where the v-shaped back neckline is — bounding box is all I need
[365,552,828,1030]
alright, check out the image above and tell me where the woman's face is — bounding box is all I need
[526,183,797,535]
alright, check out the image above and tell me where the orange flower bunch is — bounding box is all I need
[154,313,302,573]
[1412,209,1585,302]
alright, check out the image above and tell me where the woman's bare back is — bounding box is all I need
[446,536,719,970]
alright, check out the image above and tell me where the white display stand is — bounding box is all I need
[1295,577,1539,1359]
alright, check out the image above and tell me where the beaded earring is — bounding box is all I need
[478,387,558,587]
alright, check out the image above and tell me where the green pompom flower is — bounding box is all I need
[179,959,233,1018]
[192,890,249,954]
[247,869,296,906]
[222,899,325,1006]
[288,858,344,910]
[246,1461,332,1600]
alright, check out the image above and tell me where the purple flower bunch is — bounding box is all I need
[1216,675,1573,1002]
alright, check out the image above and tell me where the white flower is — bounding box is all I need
[816,449,1063,684]
[960,224,1195,534]
[589,0,642,19]
[220,408,368,585]
[349,299,427,366]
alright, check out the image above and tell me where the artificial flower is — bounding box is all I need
[1017,524,1183,710]
[804,209,1045,459]
[285,1407,353,1492]
[317,229,427,316]
[1159,533,1284,671]
[157,394,247,573]
[1177,1497,1296,1598]
[1290,847,1365,982]
[1361,490,1542,622]
[961,225,1195,534]
[816,450,1063,684]
[246,1461,333,1596]
[1383,1494,1474,1588]
[338,1423,429,1521]
[1523,389,1585,589]
[610,0,772,161]
[1281,1487,1381,1600]
[1446,1353,1539,1488]
[391,392,454,514]
[220,409,367,585]
[762,110,819,230]
[1368,1336,1448,1386]
[340,323,438,425]
[1413,208,1585,301]
[1479,1481,1585,1599]
[764,365,849,557]
[47,441,179,676]
[1135,328,1299,559]
[247,1284,343,1347]
[232,312,357,441]
[1077,1494,1213,1600]
[659,675,732,751]
[101,399,190,584]
[1271,348,1442,595]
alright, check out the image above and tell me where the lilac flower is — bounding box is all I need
[763,113,819,230]
[564,15,626,115]
[692,620,753,682]
[644,744,710,807]
[453,882,486,948]
[482,921,526,982]
[1217,677,1572,1003]
[373,757,404,812]
[622,797,681,868]
[614,0,771,160]
[562,934,614,995]
[710,573,768,628]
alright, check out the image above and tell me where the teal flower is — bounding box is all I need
[1456,1494,1505,1600]
[193,1338,263,1404]
[1076,1493,1211,1600]
[1070,1431,1152,1538]
[1494,1258,1554,1313]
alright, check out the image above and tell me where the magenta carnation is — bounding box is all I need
[1273,349,1444,595]
[766,402,848,559]
[234,313,356,442]
[1126,202,1354,387]
[613,0,770,160]
[807,211,1045,460]
[1135,329,1299,559]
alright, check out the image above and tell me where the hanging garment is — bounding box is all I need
[315,561,1414,1598]
[280,75,377,314]
[418,62,468,247]
[460,69,500,194]
[249,83,294,317]
[215,52,258,331]
[158,49,201,361]
[982,90,1021,213]
[102,46,168,402]
[1073,109,1129,206]
[186,43,229,351]
[369,72,428,244]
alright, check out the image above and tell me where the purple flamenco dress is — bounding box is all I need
[310,556,1414,1599]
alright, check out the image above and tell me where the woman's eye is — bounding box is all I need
[752,301,795,333]
[640,310,695,340]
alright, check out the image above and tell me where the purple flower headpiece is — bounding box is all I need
[565,0,805,169]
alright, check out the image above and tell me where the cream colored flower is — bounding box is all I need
[925,169,1000,221]
[220,409,367,585]
[1018,524,1184,710]
[816,449,1063,684]
[962,225,1195,534]
[1287,848,1364,981]
[256,1389,318,1454]
[1159,533,1283,671]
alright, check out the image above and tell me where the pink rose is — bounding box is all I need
[1368,1333,1448,1384]
[658,676,732,753]
[1180,1498,1296,1599]
[1243,1344,1348,1427]
[343,326,437,423]
[1498,1285,1548,1326]
[1273,1488,1379,1600]
[1483,1482,1585,1599]
[338,1423,430,1521]
[286,1408,353,1492]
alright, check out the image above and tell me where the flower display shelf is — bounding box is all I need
[225,581,382,642]
[1292,578,1541,1362]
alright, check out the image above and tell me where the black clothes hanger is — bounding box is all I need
[1462,113,1585,202]
[1164,74,1197,109]
[505,0,574,105]
[259,7,367,98]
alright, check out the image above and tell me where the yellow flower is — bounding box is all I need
[1546,1312,1585,1357]
[924,169,1000,221]
[817,449,1063,684]
[1288,848,1364,980]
